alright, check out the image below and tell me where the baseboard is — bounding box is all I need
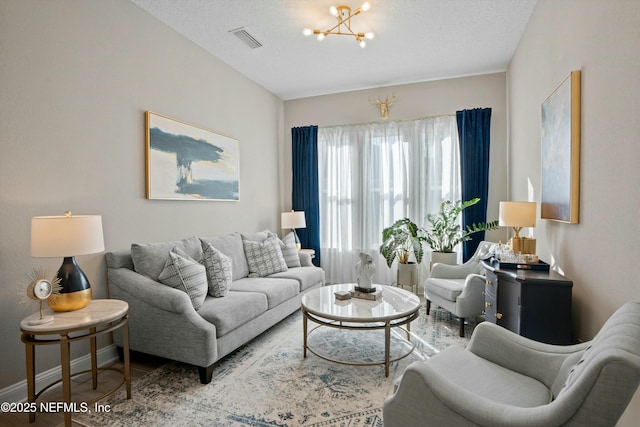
[0,344,120,404]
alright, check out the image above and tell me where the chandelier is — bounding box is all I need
[303,2,375,48]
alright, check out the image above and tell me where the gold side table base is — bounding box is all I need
[20,299,130,427]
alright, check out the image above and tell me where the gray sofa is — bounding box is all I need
[106,231,324,383]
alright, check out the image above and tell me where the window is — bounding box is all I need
[318,116,460,284]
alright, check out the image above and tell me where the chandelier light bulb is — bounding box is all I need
[365,32,375,40]
[317,33,325,41]
[303,28,312,36]
[361,2,371,12]
[359,40,366,48]
[329,5,338,16]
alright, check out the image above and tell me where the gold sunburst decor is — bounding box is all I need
[19,268,62,325]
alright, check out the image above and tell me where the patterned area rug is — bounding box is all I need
[75,303,472,427]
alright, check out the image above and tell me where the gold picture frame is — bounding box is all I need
[145,111,239,201]
[541,70,581,223]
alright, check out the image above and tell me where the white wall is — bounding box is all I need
[507,1,640,424]
[283,73,510,242]
[0,0,283,389]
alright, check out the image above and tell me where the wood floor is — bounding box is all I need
[0,352,168,427]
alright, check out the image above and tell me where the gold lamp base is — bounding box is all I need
[48,288,92,312]
[511,237,537,255]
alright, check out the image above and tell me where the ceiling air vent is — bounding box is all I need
[229,27,262,49]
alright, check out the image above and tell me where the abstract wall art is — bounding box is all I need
[146,111,239,201]
[541,70,581,223]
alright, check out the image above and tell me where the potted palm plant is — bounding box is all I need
[379,218,424,290]
[422,198,499,265]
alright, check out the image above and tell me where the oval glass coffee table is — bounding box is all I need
[301,283,420,377]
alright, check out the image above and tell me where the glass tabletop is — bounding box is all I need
[301,283,420,323]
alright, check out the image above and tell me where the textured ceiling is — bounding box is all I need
[130,0,537,100]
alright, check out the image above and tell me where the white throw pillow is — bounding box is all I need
[158,247,208,310]
[243,233,288,277]
[201,240,232,297]
[279,232,301,268]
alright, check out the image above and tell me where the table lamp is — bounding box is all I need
[499,201,537,254]
[31,211,105,312]
[281,210,306,250]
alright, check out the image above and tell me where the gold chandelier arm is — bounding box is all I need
[306,3,372,46]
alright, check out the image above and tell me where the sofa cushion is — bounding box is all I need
[243,234,288,277]
[157,247,208,310]
[198,291,268,337]
[426,278,464,301]
[131,236,203,281]
[428,345,553,407]
[201,240,232,297]
[201,233,249,280]
[231,277,300,309]
[268,266,325,292]
[279,232,301,268]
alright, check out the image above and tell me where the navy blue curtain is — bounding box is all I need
[456,108,492,262]
[291,126,321,266]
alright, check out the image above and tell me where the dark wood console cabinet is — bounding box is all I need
[482,260,573,345]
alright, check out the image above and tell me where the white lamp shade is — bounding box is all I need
[281,211,306,229]
[499,202,537,228]
[31,214,105,257]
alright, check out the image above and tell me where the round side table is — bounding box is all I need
[20,299,131,427]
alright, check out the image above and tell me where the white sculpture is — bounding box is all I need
[355,252,376,289]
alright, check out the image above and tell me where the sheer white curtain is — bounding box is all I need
[318,116,461,285]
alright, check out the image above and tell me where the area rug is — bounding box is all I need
[75,304,472,427]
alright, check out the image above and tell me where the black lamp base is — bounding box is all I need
[48,256,92,312]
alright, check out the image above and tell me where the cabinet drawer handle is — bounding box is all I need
[496,313,503,319]
[485,302,491,307]
[482,291,486,296]
[486,280,493,285]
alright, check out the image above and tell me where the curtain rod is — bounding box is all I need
[321,112,456,129]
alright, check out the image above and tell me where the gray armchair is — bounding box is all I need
[425,241,495,336]
[384,301,640,427]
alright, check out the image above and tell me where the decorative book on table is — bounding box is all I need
[352,288,382,301]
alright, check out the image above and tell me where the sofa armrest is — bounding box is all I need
[107,267,193,314]
[298,251,313,266]
[107,267,218,367]
[468,322,589,387]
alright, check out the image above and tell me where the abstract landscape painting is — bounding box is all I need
[146,112,239,201]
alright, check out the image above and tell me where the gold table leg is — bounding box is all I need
[385,321,391,377]
[303,310,308,358]
[90,327,98,389]
[25,339,35,423]
[123,316,131,398]
[60,333,72,427]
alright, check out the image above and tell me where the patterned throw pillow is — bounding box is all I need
[201,240,232,297]
[243,233,288,277]
[279,232,301,268]
[158,247,208,310]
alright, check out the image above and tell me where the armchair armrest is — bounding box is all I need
[384,359,580,427]
[453,273,486,318]
[107,267,194,314]
[429,261,480,279]
[468,322,589,387]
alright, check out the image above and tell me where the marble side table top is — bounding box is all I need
[21,299,128,334]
